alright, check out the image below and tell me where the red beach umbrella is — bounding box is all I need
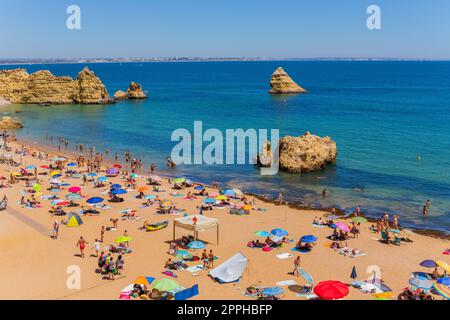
[40,165,49,169]
[314,280,349,300]
[113,164,122,168]
[68,186,81,193]
[58,201,70,206]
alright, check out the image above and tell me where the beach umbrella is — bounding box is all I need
[87,172,97,177]
[11,172,21,176]
[234,202,245,208]
[110,184,122,189]
[66,193,82,201]
[203,198,216,204]
[58,201,69,206]
[145,194,155,200]
[138,186,149,192]
[215,195,227,201]
[49,178,62,185]
[420,260,438,268]
[149,175,162,182]
[50,171,60,177]
[106,168,118,175]
[87,197,104,204]
[172,177,185,184]
[433,283,450,300]
[194,185,205,191]
[130,173,138,179]
[68,186,81,193]
[261,287,284,296]
[51,199,64,205]
[242,205,252,211]
[409,275,432,290]
[33,183,41,192]
[232,188,243,196]
[134,276,155,286]
[97,176,108,182]
[26,165,36,170]
[254,230,270,237]
[115,236,133,244]
[40,165,49,169]
[271,228,288,237]
[187,241,205,249]
[208,191,219,198]
[437,277,450,286]
[335,222,350,233]
[111,188,127,195]
[314,281,349,300]
[52,174,62,179]
[222,189,236,197]
[67,162,77,167]
[436,261,450,273]
[152,278,179,292]
[352,217,368,223]
[161,200,174,208]
[113,163,122,168]
[300,235,318,243]
[350,266,358,279]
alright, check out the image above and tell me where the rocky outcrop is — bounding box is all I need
[279,132,336,172]
[0,116,23,129]
[0,67,112,104]
[114,90,128,100]
[269,67,306,94]
[126,82,147,99]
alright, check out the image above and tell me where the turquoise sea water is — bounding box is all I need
[1,61,450,233]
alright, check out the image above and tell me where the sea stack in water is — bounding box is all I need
[0,67,112,104]
[114,82,147,101]
[0,116,23,129]
[269,67,306,94]
[279,132,336,173]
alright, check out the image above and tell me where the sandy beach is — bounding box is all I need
[0,138,448,301]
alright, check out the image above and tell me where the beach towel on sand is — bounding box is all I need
[291,247,311,253]
[276,280,297,286]
[185,265,206,273]
[276,253,293,260]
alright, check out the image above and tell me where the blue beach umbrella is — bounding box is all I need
[97,176,108,182]
[110,184,122,189]
[409,275,432,290]
[87,197,104,204]
[255,230,271,237]
[187,241,205,249]
[145,194,156,200]
[300,235,318,243]
[261,287,284,296]
[51,174,62,178]
[67,162,77,167]
[111,188,127,195]
[194,185,205,191]
[87,172,97,177]
[271,228,288,237]
[437,277,450,286]
[203,198,216,204]
[130,173,138,178]
[419,260,438,268]
[222,189,236,197]
[26,165,36,170]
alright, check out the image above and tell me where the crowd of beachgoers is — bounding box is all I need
[0,130,448,300]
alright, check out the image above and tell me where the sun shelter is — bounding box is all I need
[209,252,248,284]
[66,212,83,227]
[173,214,219,244]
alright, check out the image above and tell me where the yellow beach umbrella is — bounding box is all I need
[33,183,42,192]
[50,171,60,177]
[436,261,450,272]
[11,172,21,176]
[138,186,149,192]
[215,195,227,201]
[243,205,252,211]
[373,292,395,300]
[115,236,132,244]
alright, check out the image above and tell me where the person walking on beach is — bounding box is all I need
[93,239,100,257]
[100,226,105,242]
[277,192,283,205]
[116,255,124,275]
[51,220,60,239]
[76,236,88,258]
[293,256,301,277]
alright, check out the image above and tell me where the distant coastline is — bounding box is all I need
[1,57,449,66]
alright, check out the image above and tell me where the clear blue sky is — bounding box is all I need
[1,0,449,59]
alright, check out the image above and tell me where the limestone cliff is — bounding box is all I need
[0,116,23,129]
[0,67,111,104]
[269,67,306,94]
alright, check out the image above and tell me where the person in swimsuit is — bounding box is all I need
[76,236,88,258]
[202,249,208,268]
[293,256,301,277]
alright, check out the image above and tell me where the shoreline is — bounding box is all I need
[15,135,450,241]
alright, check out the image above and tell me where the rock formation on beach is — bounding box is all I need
[269,67,306,94]
[258,132,337,173]
[0,116,23,129]
[279,132,336,172]
[0,67,112,105]
[113,90,128,100]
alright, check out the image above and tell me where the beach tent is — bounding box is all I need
[175,284,199,300]
[173,214,219,244]
[209,252,248,284]
[66,212,83,227]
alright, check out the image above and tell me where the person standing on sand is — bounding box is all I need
[100,226,105,242]
[202,249,208,268]
[293,256,301,277]
[76,236,88,258]
[52,220,59,239]
[93,239,100,257]
[208,250,215,269]
[277,192,283,205]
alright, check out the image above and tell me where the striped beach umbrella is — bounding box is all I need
[433,283,450,300]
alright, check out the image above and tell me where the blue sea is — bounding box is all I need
[1,61,450,233]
